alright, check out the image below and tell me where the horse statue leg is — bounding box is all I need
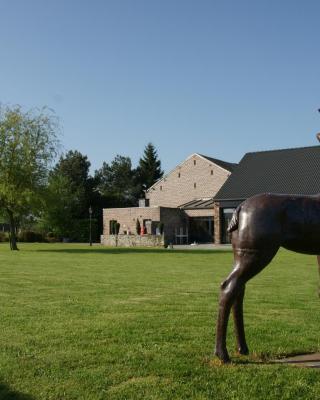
[215,246,279,363]
[215,264,245,363]
[232,286,249,355]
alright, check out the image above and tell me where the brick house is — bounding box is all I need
[213,145,320,244]
[102,153,236,246]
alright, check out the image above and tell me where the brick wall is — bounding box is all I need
[103,234,164,247]
[213,202,221,244]
[145,154,231,208]
[103,207,161,236]
[102,206,187,246]
[102,153,234,246]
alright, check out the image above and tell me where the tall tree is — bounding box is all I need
[40,150,101,239]
[40,173,83,238]
[0,105,59,250]
[51,150,93,219]
[95,155,137,207]
[136,143,163,194]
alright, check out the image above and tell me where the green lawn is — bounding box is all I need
[0,243,320,399]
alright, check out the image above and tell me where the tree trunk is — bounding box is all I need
[7,209,19,251]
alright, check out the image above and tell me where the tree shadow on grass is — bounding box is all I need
[0,382,34,400]
[35,247,233,255]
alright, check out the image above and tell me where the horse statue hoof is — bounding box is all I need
[214,349,231,364]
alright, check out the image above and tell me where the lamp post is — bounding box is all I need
[89,206,92,246]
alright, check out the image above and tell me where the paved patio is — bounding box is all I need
[274,353,320,368]
[170,243,232,250]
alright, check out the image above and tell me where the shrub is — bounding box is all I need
[46,232,60,243]
[110,220,117,235]
[136,219,141,235]
[18,231,45,242]
[158,222,164,235]
[0,231,9,242]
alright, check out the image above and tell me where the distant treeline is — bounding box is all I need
[0,104,163,247]
[39,143,163,241]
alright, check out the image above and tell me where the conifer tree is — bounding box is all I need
[136,143,163,193]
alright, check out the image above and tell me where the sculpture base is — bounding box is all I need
[274,353,320,368]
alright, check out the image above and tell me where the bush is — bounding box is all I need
[0,231,9,242]
[110,220,115,235]
[136,219,141,235]
[46,232,60,243]
[158,222,164,235]
[18,231,45,243]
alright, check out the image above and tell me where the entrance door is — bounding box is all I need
[190,217,214,243]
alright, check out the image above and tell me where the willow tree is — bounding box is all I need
[0,105,59,250]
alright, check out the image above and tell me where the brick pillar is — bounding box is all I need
[214,202,221,244]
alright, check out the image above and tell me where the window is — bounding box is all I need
[178,172,181,178]
[194,160,196,165]
[160,186,162,191]
[194,182,197,189]
[211,170,213,175]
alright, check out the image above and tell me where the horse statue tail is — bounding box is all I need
[227,205,241,233]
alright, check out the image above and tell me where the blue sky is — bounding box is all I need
[0,0,319,173]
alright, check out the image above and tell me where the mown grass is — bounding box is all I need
[0,243,320,399]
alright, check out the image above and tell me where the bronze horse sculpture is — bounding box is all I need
[215,192,320,363]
